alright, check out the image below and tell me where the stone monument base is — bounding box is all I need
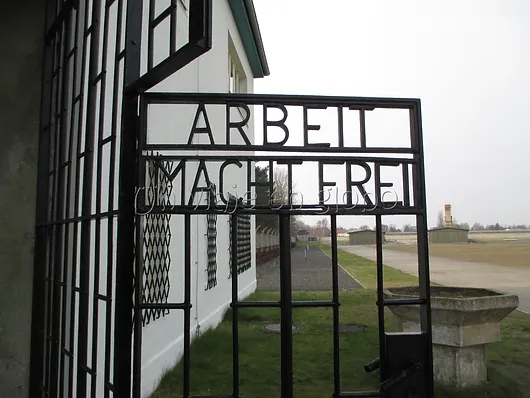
[384,286,519,388]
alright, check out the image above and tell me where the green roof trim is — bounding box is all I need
[228,0,270,78]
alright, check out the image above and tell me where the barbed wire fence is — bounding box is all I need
[255,225,297,265]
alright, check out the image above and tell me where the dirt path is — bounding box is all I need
[341,245,530,314]
[256,245,361,291]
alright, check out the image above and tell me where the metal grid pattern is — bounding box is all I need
[205,185,218,290]
[31,1,213,397]
[147,0,179,72]
[236,213,252,274]
[206,214,218,289]
[141,159,173,326]
[227,206,252,278]
[30,0,127,396]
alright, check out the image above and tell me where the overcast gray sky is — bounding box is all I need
[252,0,530,229]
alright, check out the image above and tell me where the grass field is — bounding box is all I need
[148,245,530,398]
[387,242,530,268]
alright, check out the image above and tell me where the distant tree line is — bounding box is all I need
[469,223,529,231]
[432,210,528,231]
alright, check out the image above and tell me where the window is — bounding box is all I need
[228,51,247,94]
[228,46,248,125]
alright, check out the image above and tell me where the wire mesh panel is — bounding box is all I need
[206,213,218,288]
[206,184,218,290]
[236,213,252,274]
[227,200,252,278]
[142,158,173,326]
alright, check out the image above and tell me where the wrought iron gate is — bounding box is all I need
[136,92,435,397]
[31,1,434,398]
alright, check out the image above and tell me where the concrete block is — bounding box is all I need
[385,286,518,389]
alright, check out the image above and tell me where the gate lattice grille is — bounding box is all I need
[206,185,218,290]
[142,158,173,326]
[31,0,127,396]
[228,212,252,277]
[31,0,213,397]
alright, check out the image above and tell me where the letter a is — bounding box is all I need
[187,103,215,145]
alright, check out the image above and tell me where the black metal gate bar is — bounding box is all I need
[47,17,66,398]
[60,1,84,394]
[67,1,90,395]
[184,214,193,398]
[48,17,65,398]
[133,181,144,398]
[374,215,386,383]
[411,105,435,396]
[29,9,55,396]
[77,0,104,394]
[230,215,240,398]
[279,214,293,398]
[113,0,144,390]
[90,0,115,395]
[331,215,341,397]
[103,0,126,395]
[51,7,74,396]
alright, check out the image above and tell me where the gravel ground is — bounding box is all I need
[256,245,361,291]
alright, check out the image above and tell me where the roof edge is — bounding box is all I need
[229,0,270,78]
[348,229,379,234]
[428,226,470,232]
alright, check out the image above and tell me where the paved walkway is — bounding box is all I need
[256,245,361,291]
[341,245,530,314]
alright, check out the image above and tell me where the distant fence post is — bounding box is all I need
[255,226,284,265]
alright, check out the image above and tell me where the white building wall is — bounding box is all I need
[139,1,258,396]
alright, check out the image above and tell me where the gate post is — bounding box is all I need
[113,0,143,394]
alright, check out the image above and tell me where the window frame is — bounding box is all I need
[228,37,247,94]
[178,0,188,11]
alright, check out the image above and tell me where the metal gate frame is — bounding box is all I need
[136,92,435,397]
